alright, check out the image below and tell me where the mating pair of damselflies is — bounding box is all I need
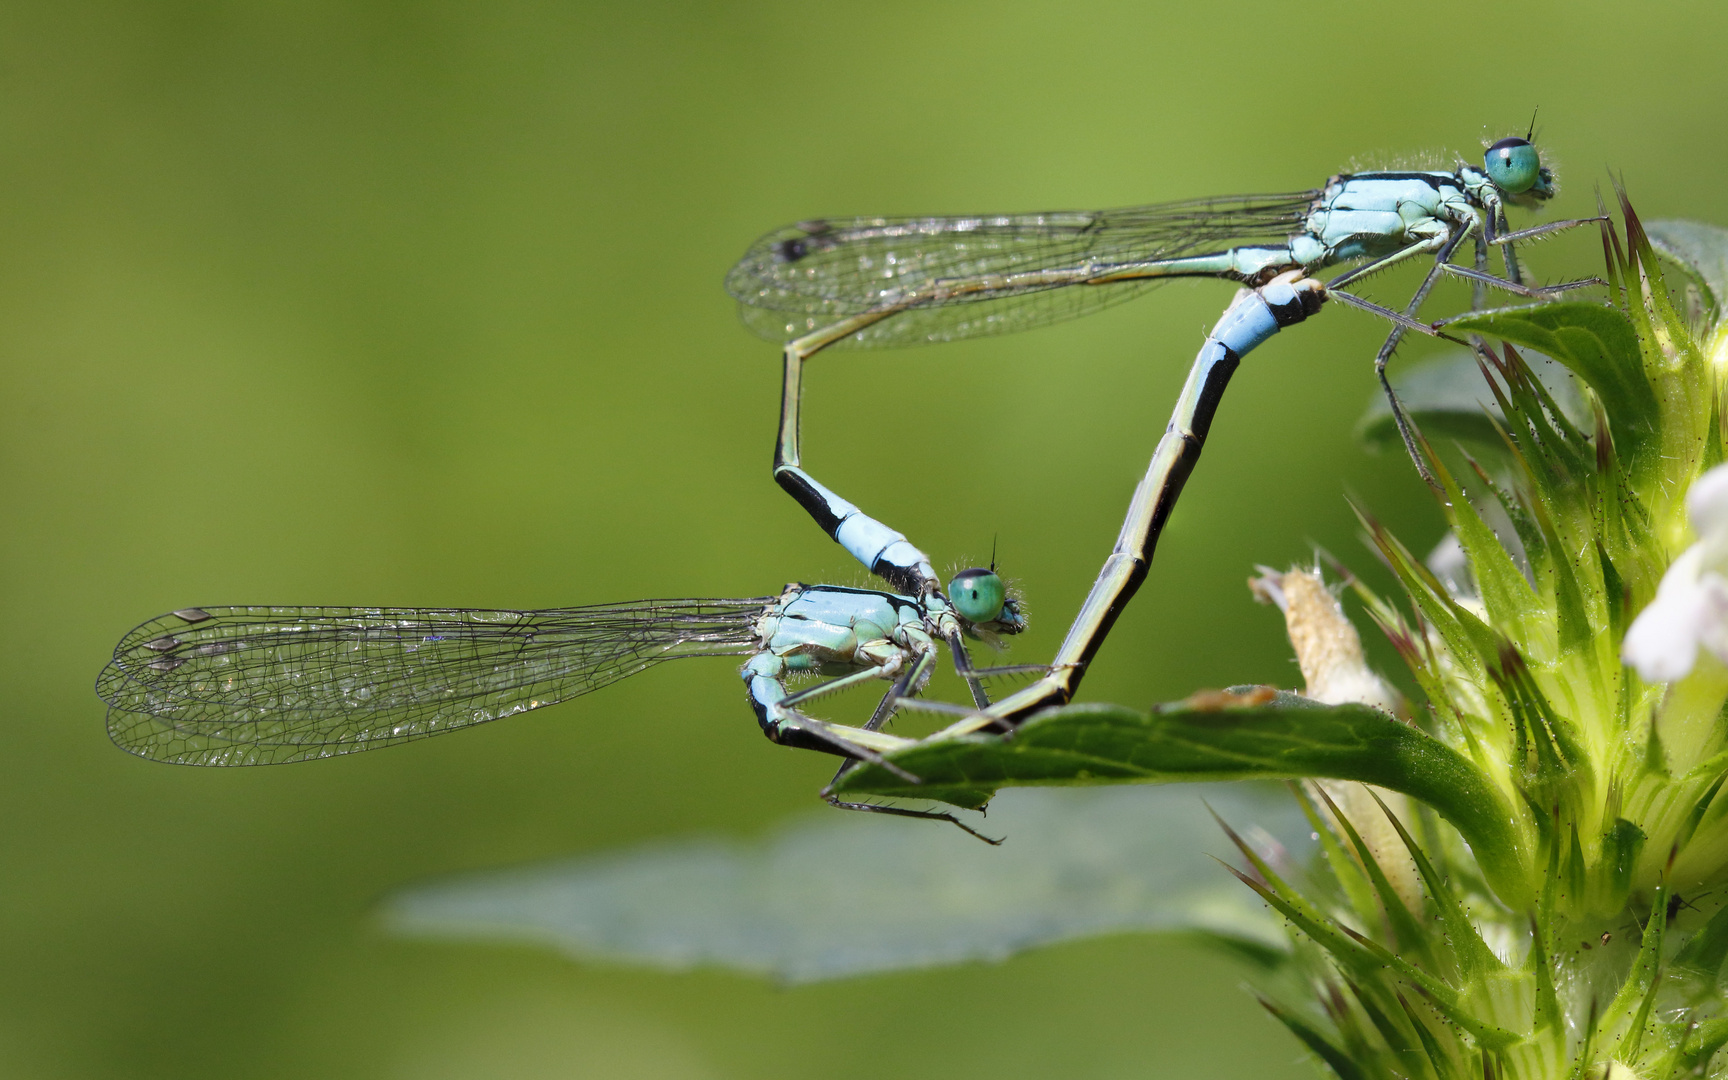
[97,129,1600,833]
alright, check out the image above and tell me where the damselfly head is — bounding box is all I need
[948,567,1007,624]
[1483,135,1555,202]
[946,567,1026,635]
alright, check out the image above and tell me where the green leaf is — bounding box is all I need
[1672,892,1728,990]
[1212,806,1397,988]
[1356,506,1499,688]
[1343,979,1434,1080]
[1526,915,1561,1039]
[835,692,1531,908]
[1676,770,1728,854]
[1397,992,1463,1080]
[1257,995,1367,1080]
[1293,785,1382,933]
[1602,882,1667,1058]
[1425,443,1542,634]
[1366,790,1504,985]
[1357,348,1588,455]
[1647,219,1728,320]
[1680,1017,1728,1075]
[1594,817,1645,915]
[1214,820,1516,1054]
[1311,786,1431,966]
[381,784,1302,983]
[1445,302,1656,466]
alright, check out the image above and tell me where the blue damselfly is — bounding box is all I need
[96,275,1327,835]
[728,131,1599,605]
[98,574,1028,837]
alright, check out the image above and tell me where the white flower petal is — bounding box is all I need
[1696,572,1728,667]
[1623,544,1711,682]
[1689,462,1728,543]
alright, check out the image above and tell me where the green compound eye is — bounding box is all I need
[1484,137,1541,194]
[948,568,1006,624]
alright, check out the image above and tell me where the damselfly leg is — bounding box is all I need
[733,133,1607,578]
[1332,212,1604,486]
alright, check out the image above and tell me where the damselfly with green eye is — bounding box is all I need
[728,129,1602,608]
[97,570,1029,839]
[94,274,1327,837]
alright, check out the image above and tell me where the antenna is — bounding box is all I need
[1526,107,1539,143]
[990,534,999,573]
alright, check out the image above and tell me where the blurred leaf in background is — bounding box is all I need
[385,784,1305,984]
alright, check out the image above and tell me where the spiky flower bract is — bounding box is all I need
[837,197,1728,1079]
[1232,198,1728,1080]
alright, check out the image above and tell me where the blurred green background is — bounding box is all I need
[4,1,1727,1076]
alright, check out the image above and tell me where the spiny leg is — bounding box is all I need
[890,692,1015,733]
[1324,287,1444,334]
[1322,217,1600,312]
[823,649,932,791]
[1362,219,1483,489]
[1484,208,1604,283]
[778,707,924,784]
[1495,216,1609,247]
[816,652,1004,843]
[976,273,1328,727]
[753,656,926,782]
[1325,218,1601,322]
[1372,213,1608,486]
[817,622,1028,836]
[821,792,1004,845]
[1483,198,1518,284]
[1322,233,1457,337]
[823,695,903,794]
[1473,230,1490,310]
[774,649,926,732]
[1446,214,1608,299]
[967,663,1053,678]
[1436,262,1604,298]
[944,627,992,710]
[829,631,1017,736]
[1488,213,1609,294]
[777,654,917,712]
[866,658,925,732]
[914,661,1080,739]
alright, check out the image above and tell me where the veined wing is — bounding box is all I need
[97,600,772,766]
[724,192,1318,347]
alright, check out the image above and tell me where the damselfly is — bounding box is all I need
[94,275,1324,837]
[728,130,1601,604]
[97,573,1027,837]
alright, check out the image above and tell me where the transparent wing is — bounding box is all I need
[97,600,772,766]
[724,192,1319,347]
